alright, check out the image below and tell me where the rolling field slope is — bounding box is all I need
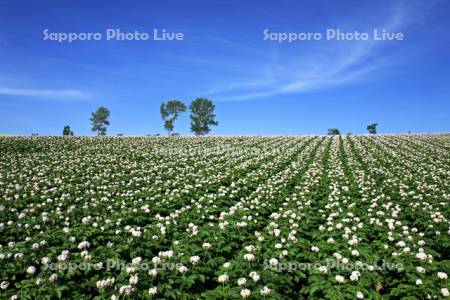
[0,135,449,299]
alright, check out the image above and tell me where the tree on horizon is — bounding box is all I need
[367,123,378,134]
[90,107,110,136]
[189,98,218,136]
[62,125,74,136]
[328,128,341,135]
[160,100,187,135]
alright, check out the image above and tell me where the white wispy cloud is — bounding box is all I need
[199,0,435,101]
[0,87,92,100]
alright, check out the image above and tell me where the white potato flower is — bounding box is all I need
[240,289,251,298]
[190,255,200,265]
[178,265,188,273]
[335,275,345,283]
[217,274,229,283]
[416,266,426,273]
[119,285,133,295]
[77,241,90,250]
[416,252,427,260]
[311,246,320,252]
[129,274,138,285]
[152,256,161,264]
[26,266,36,275]
[260,286,271,296]
[350,271,360,282]
[131,257,142,265]
[49,273,58,282]
[243,253,255,262]
[437,272,448,280]
[269,258,278,266]
[249,271,260,282]
[148,269,157,278]
[0,281,9,290]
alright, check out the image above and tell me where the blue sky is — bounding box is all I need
[0,0,449,135]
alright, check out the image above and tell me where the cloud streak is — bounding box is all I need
[200,0,433,101]
[0,87,92,100]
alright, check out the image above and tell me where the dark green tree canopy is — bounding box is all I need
[62,125,73,136]
[367,123,378,134]
[160,100,187,134]
[189,98,218,136]
[328,128,341,135]
[90,106,110,136]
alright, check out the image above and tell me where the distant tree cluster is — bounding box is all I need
[61,99,218,136]
[62,125,74,136]
[160,98,218,136]
[60,102,380,137]
[327,128,341,135]
[327,123,379,135]
[367,123,378,134]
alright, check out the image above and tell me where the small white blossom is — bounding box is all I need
[260,286,271,296]
[335,275,345,283]
[148,287,157,296]
[218,274,229,283]
[437,272,448,280]
[416,252,427,260]
[240,289,251,298]
[148,269,158,278]
[249,271,260,282]
[49,273,58,282]
[119,285,133,295]
[178,265,188,273]
[77,241,90,250]
[416,266,426,274]
[26,266,36,274]
[1,281,9,290]
[350,271,360,282]
[190,255,200,265]
[129,274,139,285]
[131,257,142,265]
[243,253,255,262]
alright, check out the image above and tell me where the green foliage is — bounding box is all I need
[0,134,449,299]
[160,100,187,135]
[367,123,378,134]
[90,107,110,136]
[62,125,74,136]
[189,98,218,135]
[327,128,340,135]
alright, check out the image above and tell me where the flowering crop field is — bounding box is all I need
[0,135,449,300]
